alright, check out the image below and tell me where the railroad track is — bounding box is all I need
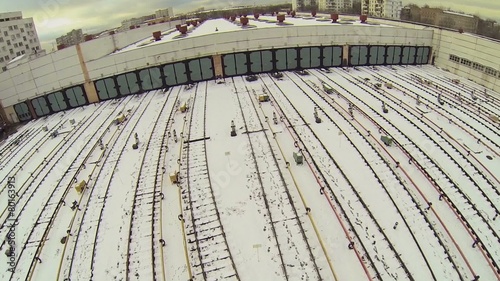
[319,68,500,279]
[379,68,500,153]
[262,74,406,280]
[293,71,479,280]
[0,99,127,281]
[235,77,323,280]
[63,93,155,280]
[125,88,179,281]
[345,69,500,223]
[405,66,500,116]
[180,82,240,280]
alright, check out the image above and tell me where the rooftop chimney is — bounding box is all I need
[153,31,161,41]
[360,15,368,23]
[179,25,188,34]
[277,14,285,23]
[240,17,249,26]
[331,13,339,23]
[254,13,260,19]
[57,44,66,50]
[176,24,181,30]
[230,15,236,21]
[311,11,317,17]
[192,20,198,27]
[291,11,296,17]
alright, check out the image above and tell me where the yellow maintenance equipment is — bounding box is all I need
[75,180,87,194]
[114,114,126,125]
[180,102,187,113]
[169,171,178,184]
[258,95,269,102]
[385,83,393,89]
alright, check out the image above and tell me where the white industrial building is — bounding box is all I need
[0,12,498,281]
[0,11,42,72]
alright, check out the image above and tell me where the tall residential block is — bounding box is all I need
[0,11,42,71]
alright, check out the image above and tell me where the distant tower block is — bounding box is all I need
[331,13,339,23]
[277,14,285,23]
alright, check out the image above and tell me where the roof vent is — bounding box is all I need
[240,17,249,26]
[153,31,161,41]
[57,44,66,50]
[360,15,368,23]
[311,11,317,17]
[179,25,188,34]
[230,15,236,21]
[254,13,260,19]
[331,13,339,23]
[277,14,285,23]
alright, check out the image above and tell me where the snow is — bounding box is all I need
[0,65,498,281]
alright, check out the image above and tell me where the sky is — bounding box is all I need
[1,0,499,51]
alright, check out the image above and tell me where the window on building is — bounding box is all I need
[16,34,20,38]
[29,39,32,43]
[23,36,26,41]
[20,28,24,33]
[25,45,29,50]
[1,46,6,51]
[16,51,20,56]
[25,23,28,28]
[4,55,9,60]
[21,50,25,54]
[3,31,7,36]
[13,43,17,47]
[8,26,13,31]
[19,42,22,46]
[35,46,39,50]
[0,57,3,63]
[9,49,13,54]
[11,35,15,40]
[0,37,3,43]
[6,40,10,45]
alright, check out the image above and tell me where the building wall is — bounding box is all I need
[0,12,42,71]
[0,22,433,122]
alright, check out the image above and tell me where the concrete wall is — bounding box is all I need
[0,20,433,111]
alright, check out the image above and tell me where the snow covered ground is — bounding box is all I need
[0,65,498,281]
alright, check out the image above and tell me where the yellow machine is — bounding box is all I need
[385,83,393,89]
[258,95,269,102]
[75,180,87,194]
[180,102,187,113]
[169,171,178,184]
[115,114,126,125]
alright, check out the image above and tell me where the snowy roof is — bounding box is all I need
[112,16,394,55]
[443,10,475,18]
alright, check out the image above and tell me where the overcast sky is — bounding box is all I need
[1,0,499,51]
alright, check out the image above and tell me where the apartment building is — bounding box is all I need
[56,29,84,47]
[155,8,174,19]
[362,0,402,19]
[319,0,354,12]
[420,8,478,33]
[0,11,42,71]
